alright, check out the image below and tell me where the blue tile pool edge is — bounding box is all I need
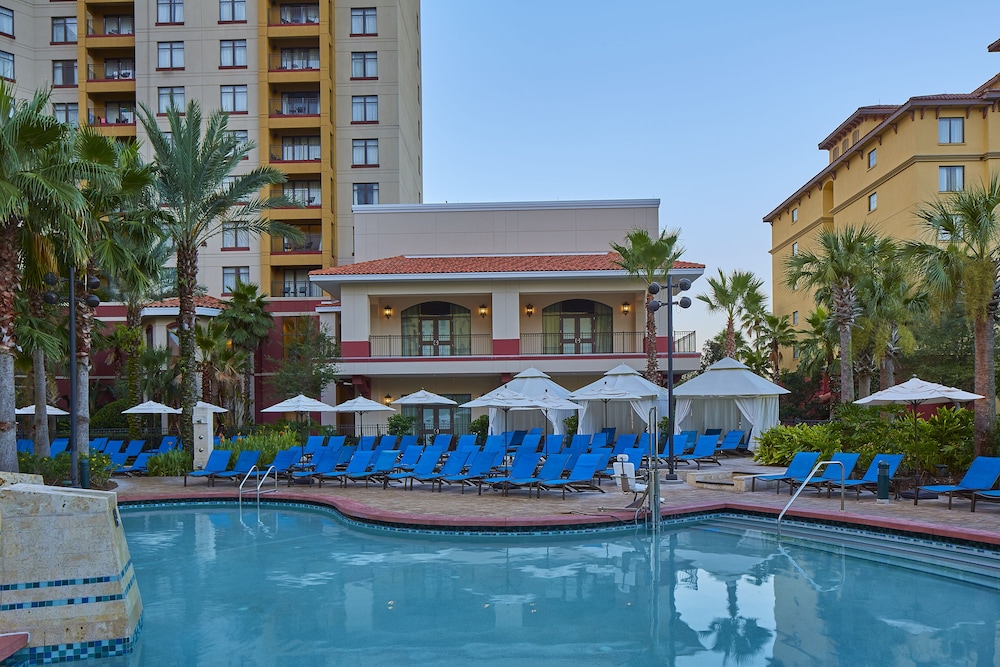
[0,615,142,666]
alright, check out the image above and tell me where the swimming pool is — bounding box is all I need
[84,503,1000,666]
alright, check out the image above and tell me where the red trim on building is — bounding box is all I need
[341,340,370,358]
[492,339,519,355]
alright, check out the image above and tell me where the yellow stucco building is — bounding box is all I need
[764,41,1000,364]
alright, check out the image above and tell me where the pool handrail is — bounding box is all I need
[777,459,846,538]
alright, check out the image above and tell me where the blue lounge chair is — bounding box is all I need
[784,452,860,495]
[156,436,179,453]
[440,449,504,494]
[356,435,376,451]
[318,450,374,488]
[483,435,506,453]
[184,450,233,486]
[103,439,124,455]
[475,451,539,496]
[16,439,32,453]
[386,448,446,489]
[117,452,153,476]
[914,456,1000,509]
[288,448,339,485]
[750,451,821,493]
[611,433,637,456]
[50,437,70,455]
[326,435,347,449]
[840,454,905,498]
[410,449,473,490]
[538,453,607,499]
[430,433,453,450]
[375,435,399,453]
[246,449,299,481]
[507,453,571,498]
[676,435,721,469]
[544,433,564,455]
[350,449,400,487]
[121,439,146,461]
[455,434,479,452]
[106,452,128,474]
[211,450,262,486]
[660,432,690,457]
[716,430,746,457]
[398,434,419,451]
[88,437,109,453]
[394,443,425,471]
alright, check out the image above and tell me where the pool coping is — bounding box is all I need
[115,488,1000,549]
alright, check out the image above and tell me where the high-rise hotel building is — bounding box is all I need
[2,0,422,297]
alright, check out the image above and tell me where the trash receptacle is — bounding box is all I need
[79,457,90,489]
[876,460,889,504]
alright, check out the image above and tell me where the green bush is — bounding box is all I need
[146,449,192,476]
[753,423,840,466]
[216,430,299,467]
[387,414,416,436]
[562,415,578,438]
[469,415,489,441]
[85,451,113,488]
[17,451,71,485]
[90,398,131,430]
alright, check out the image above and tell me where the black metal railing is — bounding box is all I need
[518,330,696,355]
[270,281,325,298]
[268,97,320,116]
[369,334,493,357]
[268,6,321,26]
[87,62,134,81]
[271,230,322,253]
[268,53,320,71]
[269,143,322,162]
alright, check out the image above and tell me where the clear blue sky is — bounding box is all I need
[420,0,1000,343]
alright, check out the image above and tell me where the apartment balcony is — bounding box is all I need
[86,63,135,94]
[270,228,323,255]
[267,54,320,84]
[369,335,494,358]
[84,18,134,48]
[267,5,320,39]
[519,331,697,355]
[271,281,325,298]
[268,143,322,172]
[267,97,321,129]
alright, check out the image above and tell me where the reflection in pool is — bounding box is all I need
[86,504,1000,666]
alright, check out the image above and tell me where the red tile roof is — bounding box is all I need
[311,252,705,277]
[147,295,225,309]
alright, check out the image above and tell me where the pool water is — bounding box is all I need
[87,504,1000,666]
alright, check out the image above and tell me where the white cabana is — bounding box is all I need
[672,357,789,449]
[569,364,668,435]
[477,368,576,434]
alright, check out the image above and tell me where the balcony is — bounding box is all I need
[268,5,320,26]
[268,96,320,117]
[369,335,494,357]
[271,229,322,254]
[519,331,696,355]
[271,281,325,298]
[268,53,319,72]
[85,17,134,38]
[269,143,321,163]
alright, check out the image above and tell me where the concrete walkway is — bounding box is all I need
[112,456,1000,545]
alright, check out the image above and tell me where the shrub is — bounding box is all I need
[146,449,192,477]
[17,451,72,485]
[90,398,131,430]
[85,451,113,488]
[216,429,299,466]
[562,415,578,438]
[753,423,840,466]
[469,415,489,441]
[387,414,416,436]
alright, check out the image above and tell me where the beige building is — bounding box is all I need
[764,43,1000,364]
[4,0,422,298]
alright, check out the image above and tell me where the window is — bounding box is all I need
[158,87,184,113]
[104,101,134,124]
[791,208,798,223]
[0,7,12,36]
[226,129,249,143]
[52,60,77,86]
[220,0,246,22]
[100,58,134,80]
[832,147,840,159]
[351,7,377,35]
[53,102,78,128]
[353,182,378,205]
[938,227,953,242]
[939,166,964,192]
[104,15,133,35]
[841,138,849,153]
[352,95,377,122]
[52,17,76,43]
[157,0,183,24]
[221,85,248,113]
[284,180,321,206]
[868,149,877,169]
[222,266,250,293]
[939,117,964,144]
[352,139,378,166]
[351,52,377,78]
[280,93,319,115]
[222,222,249,249]
[0,51,13,80]
[792,347,799,360]
[792,311,798,325]
[282,271,316,297]
[279,4,319,24]
[282,136,321,161]
[791,242,798,256]
[157,42,184,69]
[852,130,859,144]
[868,192,877,211]
[220,40,247,67]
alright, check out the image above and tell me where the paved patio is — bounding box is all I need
[111,456,1000,546]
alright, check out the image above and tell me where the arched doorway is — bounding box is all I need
[542,300,612,354]
[401,301,472,356]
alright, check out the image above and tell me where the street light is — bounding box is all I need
[44,267,101,488]
[645,276,691,521]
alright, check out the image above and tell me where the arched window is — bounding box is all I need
[401,301,471,356]
[541,300,612,354]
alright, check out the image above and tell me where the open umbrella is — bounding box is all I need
[854,377,983,449]
[567,384,641,430]
[330,396,395,437]
[510,392,579,453]
[263,394,338,458]
[122,400,182,415]
[391,389,457,407]
[462,388,545,449]
[195,400,229,413]
[15,404,69,416]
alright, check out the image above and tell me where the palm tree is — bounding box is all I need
[15,289,62,456]
[758,313,797,382]
[697,269,765,359]
[796,307,838,398]
[784,225,880,404]
[216,281,273,428]
[0,84,98,471]
[138,100,297,455]
[611,228,684,382]
[903,174,1000,456]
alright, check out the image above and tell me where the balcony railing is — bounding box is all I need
[268,6,321,26]
[87,63,134,81]
[519,330,697,355]
[268,54,320,71]
[86,18,135,36]
[369,335,494,357]
[269,144,321,162]
[271,230,322,253]
[270,281,325,298]
[268,97,320,116]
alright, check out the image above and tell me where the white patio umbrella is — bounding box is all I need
[263,394,338,457]
[15,404,69,416]
[195,400,228,413]
[330,396,395,437]
[391,389,457,406]
[462,388,545,446]
[854,377,983,448]
[121,400,182,415]
[478,368,574,435]
[510,392,580,453]
[567,384,641,431]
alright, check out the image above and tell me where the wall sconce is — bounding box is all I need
[384,305,392,319]
[525,303,534,318]
[479,304,488,318]
[622,302,631,316]
[383,394,392,405]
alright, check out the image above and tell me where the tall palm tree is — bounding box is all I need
[0,84,98,471]
[15,289,62,456]
[697,269,765,359]
[784,225,880,404]
[796,307,838,397]
[138,100,297,455]
[215,281,273,427]
[758,313,797,382]
[611,228,684,383]
[903,174,1000,456]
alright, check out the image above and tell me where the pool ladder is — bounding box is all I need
[238,465,278,509]
[776,460,846,538]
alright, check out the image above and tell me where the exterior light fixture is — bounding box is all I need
[621,302,630,316]
[383,394,392,405]
[479,304,488,318]
[384,305,392,319]
[525,303,534,317]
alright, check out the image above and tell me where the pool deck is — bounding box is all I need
[113,456,1000,546]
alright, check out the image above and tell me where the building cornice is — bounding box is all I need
[353,199,661,214]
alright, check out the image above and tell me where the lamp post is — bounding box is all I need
[645,276,691,522]
[44,268,100,488]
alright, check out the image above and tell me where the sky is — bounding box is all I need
[419,0,1000,343]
